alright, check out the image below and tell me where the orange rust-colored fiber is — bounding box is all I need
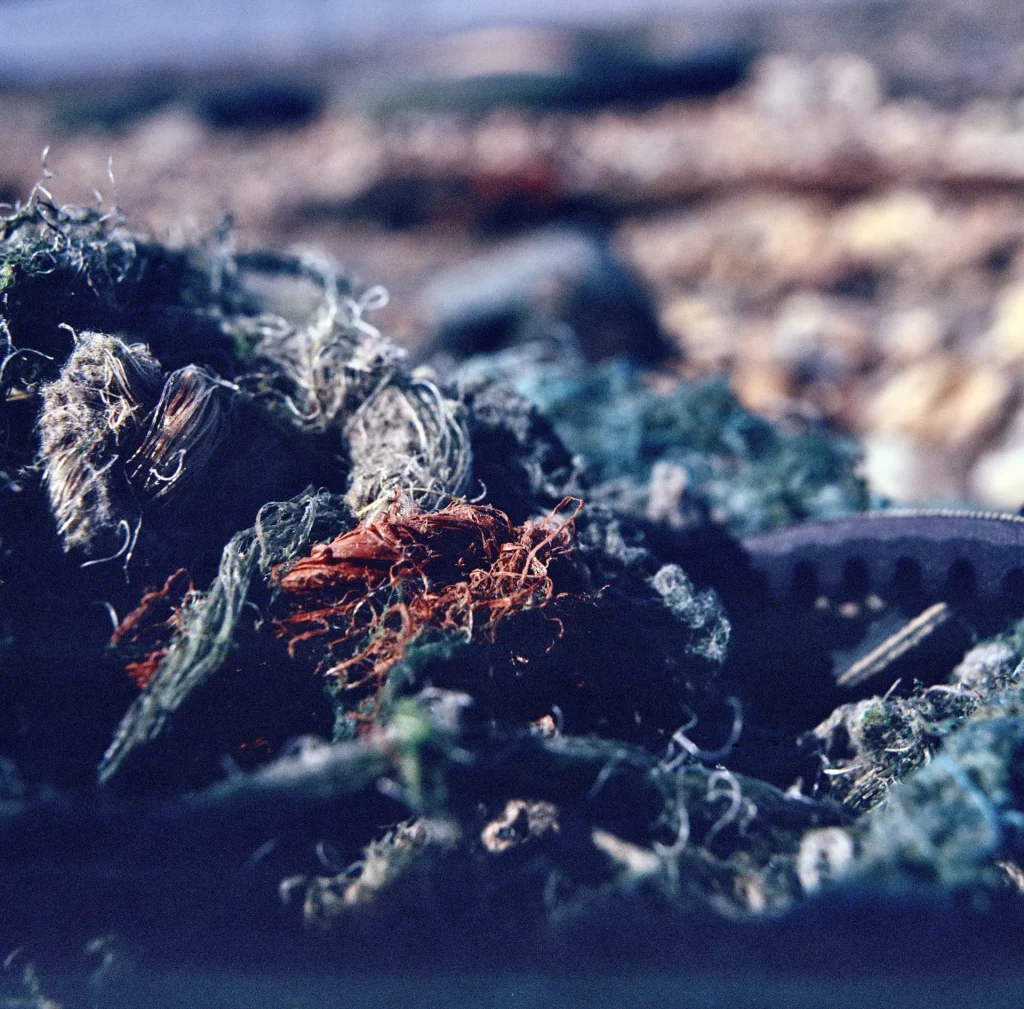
[111,567,192,688]
[123,650,171,691]
[272,495,582,709]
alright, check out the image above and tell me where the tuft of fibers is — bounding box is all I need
[39,334,237,558]
[39,331,162,555]
[240,252,472,514]
[100,488,353,785]
[344,376,472,514]
[127,365,234,501]
[250,255,403,431]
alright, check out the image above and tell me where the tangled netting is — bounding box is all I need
[3,186,474,565]
[2,186,752,815]
[0,187,611,790]
[12,180,1018,973]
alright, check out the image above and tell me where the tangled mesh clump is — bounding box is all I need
[241,254,403,430]
[99,487,354,784]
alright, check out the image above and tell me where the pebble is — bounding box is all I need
[988,282,1024,365]
[418,228,670,362]
[772,294,875,383]
[832,191,942,267]
[866,357,1013,451]
[731,355,795,417]
[861,432,970,503]
[882,307,947,364]
[969,406,1024,510]
[659,294,738,368]
[821,54,884,118]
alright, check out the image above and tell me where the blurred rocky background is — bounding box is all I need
[6,0,1024,511]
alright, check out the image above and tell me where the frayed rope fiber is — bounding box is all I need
[272,494,582,708]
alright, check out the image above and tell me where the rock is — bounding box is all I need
[866,357,1013,452]
[418,228,670,363]
[659,294,739,368]
[751,55,820,122]
[832,191,942,267]
[969,405,1024,509]
[820,54,884,118]
[883,306,947,365]
[862,355,1014,502]
[730,347,794,417]
[988,282,1024,365]
[971,443,1024,510]
[860,432,968,503]
[622,196,832,299]
[772,294,876,385]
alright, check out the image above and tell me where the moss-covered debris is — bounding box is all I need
[456,338,868,536]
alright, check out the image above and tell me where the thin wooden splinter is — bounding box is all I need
[836,601,952,688]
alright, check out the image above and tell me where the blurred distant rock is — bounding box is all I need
[418,229,671,363]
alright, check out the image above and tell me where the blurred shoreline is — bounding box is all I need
[0,0,879,83]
